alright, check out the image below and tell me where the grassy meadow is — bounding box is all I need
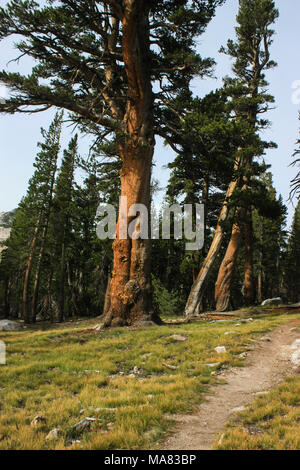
[0,313,299,450]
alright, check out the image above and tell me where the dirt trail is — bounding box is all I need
[162,320,300,450]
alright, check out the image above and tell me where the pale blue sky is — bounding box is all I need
[0,0,299,227]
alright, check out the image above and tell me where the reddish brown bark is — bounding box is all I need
[243,208,255,305]
[102,148,155,327]
[100,2,157,327]
[214,212,244,312]
[185,152,242,317]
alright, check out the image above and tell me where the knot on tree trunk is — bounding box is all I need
[119,279,141,306]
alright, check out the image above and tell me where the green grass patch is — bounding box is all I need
[0,314,299,450]
[214,374,300,450]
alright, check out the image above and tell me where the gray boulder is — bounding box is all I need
[261,297,282,307]
[0,320,22,331]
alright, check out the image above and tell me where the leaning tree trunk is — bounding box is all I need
[214,155,256,311]
[214,209,244,312]
[243,207,255,305]
[100,2,157,328]
[184,152,242,317]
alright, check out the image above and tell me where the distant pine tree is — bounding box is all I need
[46,135,78,322]
[290,116,300,201]
[285,201,300,302]
[2,112,63,322]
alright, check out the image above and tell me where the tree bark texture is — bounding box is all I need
[101,2,157,327]
[214,209,244,312]
[184,153,242,317]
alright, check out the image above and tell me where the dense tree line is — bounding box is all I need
[0,1,299,323]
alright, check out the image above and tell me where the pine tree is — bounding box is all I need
[249,173,287,302]
[165,88,247,315]
[214,0,278,311]
[22,112,63,322]
[290,115,300,201]
[0,206,29,318]
[0,120,123,322]
[0,0,225,327]
[285,201,300,302]
[65,151,120,319]
[51,135,78,322]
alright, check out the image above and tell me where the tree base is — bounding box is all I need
[94,311,163,331]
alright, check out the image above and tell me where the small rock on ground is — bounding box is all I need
[46,428,62,441]
[170,334,188,343]
[215,346,226,354]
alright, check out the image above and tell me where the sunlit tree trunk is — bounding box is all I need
[214,209,244,311]
[243,207,255,305]
[100,2,157,327]
[185,153,242,317]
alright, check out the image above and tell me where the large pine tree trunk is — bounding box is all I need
[243,208,255,305]
[214,213,244,312]
[99,2,157,327]
[101,148,155,327]
[184,154,242,317]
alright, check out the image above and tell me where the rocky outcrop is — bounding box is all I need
[0,210,16,254]
[0,226,11,242]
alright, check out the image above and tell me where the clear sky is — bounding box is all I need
[0,0,299,228]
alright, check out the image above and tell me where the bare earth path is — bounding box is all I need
[162,320,300,450]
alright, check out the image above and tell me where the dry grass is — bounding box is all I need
[214,374,300,450]
[0,313,299,450]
